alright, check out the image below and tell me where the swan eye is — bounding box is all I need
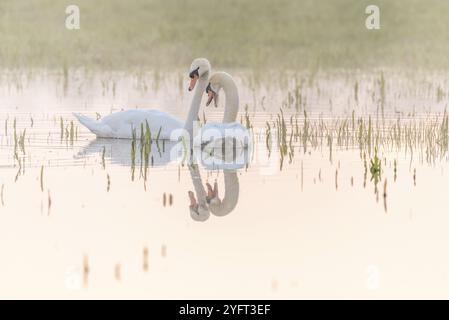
[189,67,200,79]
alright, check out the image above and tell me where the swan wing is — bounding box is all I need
[77,109,183,139]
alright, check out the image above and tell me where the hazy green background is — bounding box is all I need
[0,0,448,70]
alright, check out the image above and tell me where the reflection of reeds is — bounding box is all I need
[83,255,89,288]
[335,169,338,190]
[47,190,52,215]
[394,159,397,182]
[18,128,26,154]
[0,184,4,206]
[114,263,121,282]
[40,165,44,192]
[101,146,106,169]
[143,247,149,272]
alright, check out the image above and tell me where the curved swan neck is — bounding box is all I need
[216,73,239,123]
[188,165,208,205]
[184,73,209,134]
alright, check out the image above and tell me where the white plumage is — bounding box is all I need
[73,109,182,139]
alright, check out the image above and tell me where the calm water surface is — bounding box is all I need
[1,70,449,298]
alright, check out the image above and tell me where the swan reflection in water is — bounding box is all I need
[77,138,184,167]
[78,138,249,222]
[188,143,249,222]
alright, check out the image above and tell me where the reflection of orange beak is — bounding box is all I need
[206,182,218,199]
[188,75,198,91]
[206,90,215,107]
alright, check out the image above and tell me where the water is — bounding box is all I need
[1,70,449,298]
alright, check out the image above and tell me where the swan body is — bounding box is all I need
[195,122,250,149]
[75,58,211,140]
[74,110,182,139]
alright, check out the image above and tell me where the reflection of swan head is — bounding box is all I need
[206,181,220,205]
[189,58,211,91]
[188,190,210,222]
[206,171,239,217]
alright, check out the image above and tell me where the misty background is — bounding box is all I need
[0,0,448,70]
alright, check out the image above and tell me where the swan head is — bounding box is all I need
[188,58,211,91]
[205,72,233,107]
[188,190,210,222]
[206,181,220,206]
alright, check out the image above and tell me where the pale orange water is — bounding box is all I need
[1,70,449,299]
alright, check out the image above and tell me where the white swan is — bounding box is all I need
[73,58,211,139]
[194,72,250,148]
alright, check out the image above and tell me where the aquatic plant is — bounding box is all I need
[370,148,382,179]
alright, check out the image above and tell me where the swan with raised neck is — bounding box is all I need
[206,71,239,123]
[184,58,211,135]
[73,58,211,139]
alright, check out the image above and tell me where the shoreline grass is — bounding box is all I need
[1,0,449,71]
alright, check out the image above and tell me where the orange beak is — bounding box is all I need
[188,75,198,91]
